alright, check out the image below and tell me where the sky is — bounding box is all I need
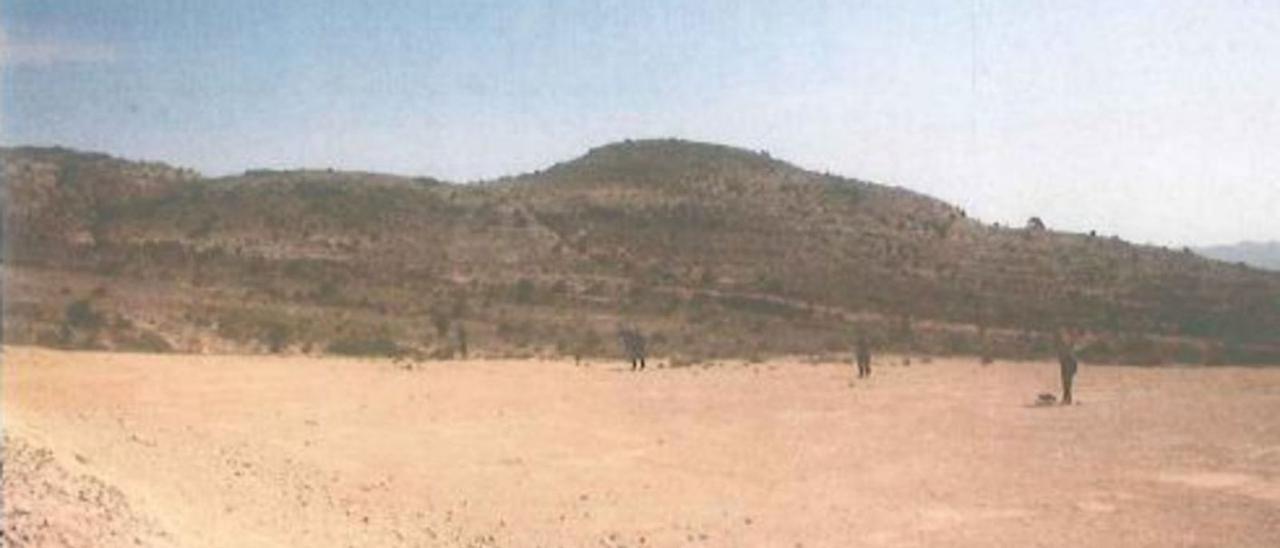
[2,0,1278,246]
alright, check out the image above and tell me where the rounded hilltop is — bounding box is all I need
[523,138,801,188]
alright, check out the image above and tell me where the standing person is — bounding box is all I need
[618,327,647,371]
[630,330,647,371]
[1056,330,1079,405]
[855,336,872,379]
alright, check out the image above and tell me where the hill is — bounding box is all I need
[3,140,1279,363]
[1196,241,1280,272]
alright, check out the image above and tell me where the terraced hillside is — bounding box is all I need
[3,140,1278,363]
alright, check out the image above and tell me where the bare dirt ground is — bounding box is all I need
[4,347,1280,547]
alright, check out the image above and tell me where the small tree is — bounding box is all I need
[1026,216,1046,231]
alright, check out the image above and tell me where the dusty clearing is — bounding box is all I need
[4,347,1280,547]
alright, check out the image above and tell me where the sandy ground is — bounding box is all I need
[3,347,1280,547]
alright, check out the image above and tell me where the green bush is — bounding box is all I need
[64,299,103,330]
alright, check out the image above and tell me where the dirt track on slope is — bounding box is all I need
[4,347,1280,547]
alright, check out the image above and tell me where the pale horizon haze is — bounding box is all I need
[3,0,1278,247]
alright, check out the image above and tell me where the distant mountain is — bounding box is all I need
[1195,241,1280,271]
[3,140,1279,363]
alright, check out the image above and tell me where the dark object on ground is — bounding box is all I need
[1035,393,1058,406]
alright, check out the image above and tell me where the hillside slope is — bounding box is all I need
[4,140,1279,363]
[1196,241,1280,272]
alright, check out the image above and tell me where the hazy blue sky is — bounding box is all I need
[3,0,1278,246]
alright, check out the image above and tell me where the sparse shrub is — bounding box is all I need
[512,278,536,305]
[216,308,298,352]
[577,329,603,357]
[550,279,569,296]
[1113,335,1166,366]
[698,269,716,287]
[496,319,534,348]
[669,355,701,368]
[431,310,451,338]
[36,328,65,348]
[55,298,106,348]
[822,335,847,353]
[625,282,653,308]
[455,324,468,359]
[555,337,574,357]
[116,329,173,353]
[822,181,863,203]
[755,274,784,294]
[312,281,341,304]
[941,331,976,356]
[1078,336,1110,361]
[889,315,915,348]
[1171,341,1202,364]
[64,299,103,331]
[717,294,805,319]
[326,337,403,357]
[113,315,135,329]
[264,321,292,353]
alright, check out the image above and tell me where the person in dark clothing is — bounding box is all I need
[1059,348,1078,404]
[618,328,647,371]
[855,336,872,379]
[1056,330,1080,405]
